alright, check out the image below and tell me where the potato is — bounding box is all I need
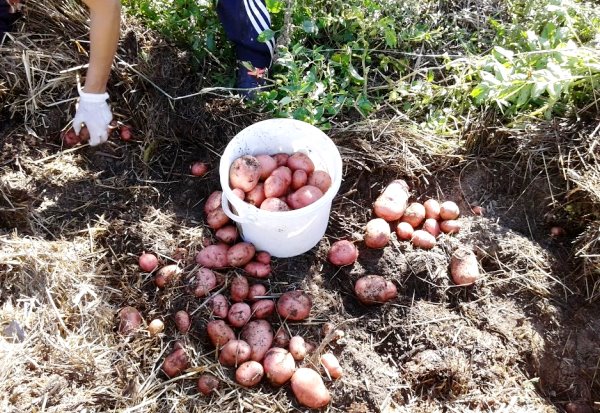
[190,268,217,297]
[215,225,238,244]
[206,320,235,348]
[450,247,480,286]
[287,152,315,174]
[241,319,273,361]
[154,264,182,288]
[320,353,343,379]
[264,175,288,199]
[307,170,332,194]
[162,348,189,378]
[118,306,143,335]
[174,310,191,333]
[148,319,164,336]
[255,251,271,265]
[230,274,249,302]
[210,294,229,318]
[373,179,410,222]
[439,201,460,220]
[204,191,222,215]
[411,229,437,249]
[191,161,209,177]
[227,302,252,328]
[245,183,266,207]
[276,291,312,321]
[263,347,296,386]
[248,283,267,301]
[401,202,426,228]
[288,185,324,210]
[251,299,276,319]
[235,361,264,387]
[472,205,484,216]
[260,197,290,212]
[550,226,566,237]
[291,169,308,190]
[354,275,397,305]
[206,207,230,230]
[62,128,81,147]
[244,261,272,279]
[227,242,256,267]
[273,153,289,166]
[290,368,331,408]
[422,218,441,237]
[197,373,219,396]
[423,199,441,219]
[256,154,277,180]
[219,339,252,367]
[364,218,391,249]
[232,188,245,200]
[139,252,159,272]
[327,240,359,266]
[229,155,261,192]
[395,221,414,241]
[288,335,308,361]
[271,166,293,186]
[440,219,462,234]
[119,125,132,141]
[273,327,290,348]
[196,244,229,269]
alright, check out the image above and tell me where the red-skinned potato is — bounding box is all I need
[174,310,191,333]
[327,240,359,266]
[307,170,332,194]
[251,299,275,319]
[232,188,245,200]
[422,218,441,237]
[273,327,290,348]
[411,230,437,249]
[206,320,235,348]
[289,335,308,361]
[230,275,249,302]
[244,261,271,278]
[196,244,229,269]
[62,128,81,147]
[364,218,391,249]
[119,125,133,141]
[273,153,289,167]
[191,161,209,177]
[148,319,165,336]
[139,252,159,272]
[245,183,266,207]
[255,251,271,265]
[235,361,264,387]
[215,225,238,244]
[264,175,288,199]
[248,283,267,301]
[472,205,484,216]
[354,275,397,305]
[204,191,223,215]
[292,169,308,190]
[288,185,323,210]
[227,242,256,267]
[154,264,182,288]
[271,166,293,186]
[290,368,331,408]
[229,155,261,192]
[219,339,252,367]
[373,179,410,222]
[451,247,480,286]
[256,154,278,180]
[210,294,229,318]
[423,199,441,220]
[401,202,426,228]
[206,207,230,230]
[241,319,273,362]
[118,306,143,335]
[276,291,312,321]
[287,152,315,174]
[320,353,343,379]
[79,126,90,142]
[260,197,290,212]
[227,302,252,328]
[395,221,414,241]
[263,347,296,386]
[440,219,462,234]
[197,374,219,396]
[162,348,189,378]
[439,201,460,220]
[190,268,217,297]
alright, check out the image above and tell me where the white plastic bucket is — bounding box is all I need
[219,118,343,258]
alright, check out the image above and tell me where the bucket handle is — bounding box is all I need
[221,192,258,224]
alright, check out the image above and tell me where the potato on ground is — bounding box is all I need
[248,283,267,301]
[215,225,238,244]
[148,319,165,336]
[364,218,391,249]
[197,374,220,396]
[289,335,308,361]
[244,261,271,278]
[227,242,256,267]
[174,310,191,333]
[439,201,460,220]
[395,221,414,241]
[162,348,189,378]
[327,240,358,266]
[411,230,437,249]
[139,252,159,272]
[440,219,462,234]
[288,185,323,210]
[219,339,252,367]
[227,302,252,328]
[276,291,312,321]
[354,275,398,305]
[206,206,230,230]
[290,368,331,408]
[422,218,441,237]
[320,353,343,379]
[256,154,277,180]
[255,251,271,265]
[118,306,143,335]
[190,268,217,298]
[450,247,480,286]
[423,199,441,219]
[251,299,275,319]
[241,319,273,361]
[307,170,332,194]
[204,191,222,215]
[207,320,235,348]
[230,274,249,302]
[273,327,290,348]
[154,264,182,288]
[210,294,229,318]
[235,361,264,387]
[373,179,410,221]
[263,347,296,386]
[401,202,426,228]
[229,155,261,192]
[191,161,209,177]
[287,152,315,174]
[196,244,230,269]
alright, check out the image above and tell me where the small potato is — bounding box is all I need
[244,261,272,279]
[271,166,293,186]
[62,128,81,147]
[373,179,410,222]
[256,154,278,180]
[206,207,230,230]
[118,306,143,335]
[228,302,252,328]
[230,275,250,302]
[411,229,437,249]
[215,225,238,244]
[227,242,256,267]
[439,201,460,220]
[232,188,245,200]
[245,183,266,207]
[273,327,290,348]
[273,153,289,166]
[148,319,165,336]
[364,218,391,249]
[289,335,308,361]
[191,268,217,298]
[422,218,441,237]
[327,240,358,266]
[251,299,275,319]
[162,348,189,378]
[354,275,398,305]
[320,353,343,379]
[174,310,191,333]
[423,199,441,220]
[229,155,261,192]
[260,197,290,212]
[264,175,288,199]
[255,251,271,265]
[450,247,480,286]
[401,202,426,228]
[204,191,223,215]
[276,291,312,321]
[440,219,462,234]
[292,169,308,190]
[139,252,159,272]
[197,373,219,396]
[154,264,182,288]
[119,125,132,141]
[472,205,484,216]
[206,320,235,348]
[219,339,252,367]
[235,361,264,387]
[307,170,332,194]
[263,347,296,386]
[248,283,267,301]
[191,161,209,177]
[395,221,414,241]
[290,368,331,408]
[241,319,273,361]
[288,185,324,210]
[210,294,229,318]
[287,152,315,174]
[196,244,230,269]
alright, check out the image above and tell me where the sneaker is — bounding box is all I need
[235,62,268,99]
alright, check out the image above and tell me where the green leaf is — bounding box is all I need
[257,29,275,43]
[265,0,284,14]
[302,20,318,34]
[516,84,532,107]
[384,28,397,48]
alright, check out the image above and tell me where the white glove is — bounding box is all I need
[72,90,112,146]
